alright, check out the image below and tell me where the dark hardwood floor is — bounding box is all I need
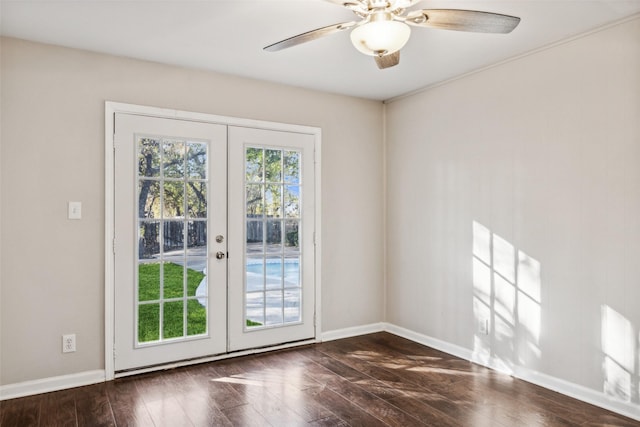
[1,332,639,426]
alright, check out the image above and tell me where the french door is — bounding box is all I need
[228,127,315,351]
[113,113,316,372]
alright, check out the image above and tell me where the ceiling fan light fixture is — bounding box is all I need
[350,19,411,57]
[264,2,521,70]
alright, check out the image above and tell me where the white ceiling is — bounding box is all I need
[2,0,640,101]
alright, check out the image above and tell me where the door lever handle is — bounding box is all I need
[215,251,226,260]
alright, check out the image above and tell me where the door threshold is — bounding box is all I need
[114,337,317,379]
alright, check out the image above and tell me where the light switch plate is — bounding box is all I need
[68,201,82,220]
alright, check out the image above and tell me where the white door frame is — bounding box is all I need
[104,101,322,380]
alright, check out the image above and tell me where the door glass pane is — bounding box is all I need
[265,290,284,325]
[284,289,301,323]
[246,147,263,182]
[284,220,299,252]
[246,293,264,327]
[265,149,282,182]
[246,221,263,255]
[246,185,263,217]
[186,182,207,218]
[138,303,160,343]
[265,257,283,290]
[138,262,161,302]
[139,181,160,219]
[284,185,300,218]
[246,257,264,292]
[187,142,207,179]
[187,220,207,255]
[163,141,185,178]
[136,136,209,345]
[190,268,207,299]
[266,220,282,253]
[284,151,300,184]
[187,299,207,336]
[264,185,282,218]
[163,301,184,339]
[244,146,302,330]
[163,221,184,253]
[138,138,160,178]
[163,262,184,299]
[163,182,185,218]
[139,221,160,259]
[284,256,300,288]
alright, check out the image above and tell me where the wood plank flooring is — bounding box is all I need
[1,332,638,426]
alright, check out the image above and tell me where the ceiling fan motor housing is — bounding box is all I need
[350,12,411,56]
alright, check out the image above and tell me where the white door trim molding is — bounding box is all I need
[105,101,322,381]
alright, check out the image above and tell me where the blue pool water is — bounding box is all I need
[246,258,299,292]
[246,259,299,276]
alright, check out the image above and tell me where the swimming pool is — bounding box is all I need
[246,258,300,292]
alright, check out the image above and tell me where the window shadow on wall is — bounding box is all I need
[471,221,542,373]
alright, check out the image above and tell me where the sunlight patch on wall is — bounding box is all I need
[517,251,541,347]
[472,221,542,370]
[473,222,492,266]
[601,305,636,402]
[472,222,492,364]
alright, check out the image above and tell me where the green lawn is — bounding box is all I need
[246,319,263,327]
[137,262,262,343]
[138,262,206,342]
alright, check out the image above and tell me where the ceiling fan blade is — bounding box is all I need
[374,51,400,69]
[406,9,520,34]
[264,21,358,52]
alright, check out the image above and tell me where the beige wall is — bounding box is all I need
[386,16,640,408]
[4,15,639,415]
[0,37,385,385]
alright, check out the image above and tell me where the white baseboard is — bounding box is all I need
[512,365,640,422]
[0,370,105,401]
[382,322,474,362]
[321,322,384,342]
[381,322,640,422]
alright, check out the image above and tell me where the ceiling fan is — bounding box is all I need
[264,0,520,69]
